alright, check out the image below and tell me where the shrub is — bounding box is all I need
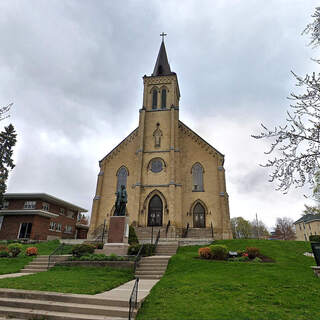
[127,244,155,256]
[309,235,320,242]
[198,247,212,259]
[0,250,9,257]
[95,243,104,249]
[253,257,262,263]
[209,244,228,260]
[72,244,95,257]
[246,247,260,259]
[129,225,139,245]
[26,247,38,256]
[8,243,23,257]
[0,245,8,252]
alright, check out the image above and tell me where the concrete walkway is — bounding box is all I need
[96,278,159,305]
[0,272,34,279]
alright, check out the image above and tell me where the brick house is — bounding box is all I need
[0,193,88,241]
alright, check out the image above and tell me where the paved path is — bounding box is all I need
[96,278,159,304]
[0,272,34,279]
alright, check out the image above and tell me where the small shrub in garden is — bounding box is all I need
[26,247,38,256]
[8,243,23,257]
[309,235,320,242]
[72,244,95,257]
[127,244,155,256]
[96,243,104,249]
[129,225,139,245]
[209,244,228,260]
[0,250,9,257]
[198,247,212,259]
[253,257,262,263]
[246,247,260,259]
[0,245,8,252]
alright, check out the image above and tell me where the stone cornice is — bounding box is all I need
[100,127,139,163]
[178,121,225,165]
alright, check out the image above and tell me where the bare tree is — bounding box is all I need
[252,7,320,192]
[251,219,270,239]
[0,103,12,122]
[274,217,296,240]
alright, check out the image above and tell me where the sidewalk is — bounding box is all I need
[0,272,34,279]
[96,278,159,304]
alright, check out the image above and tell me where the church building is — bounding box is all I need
[88,38,232,240]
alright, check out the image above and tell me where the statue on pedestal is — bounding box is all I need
[114,185,127,216]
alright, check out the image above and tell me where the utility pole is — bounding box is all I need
[256,213,260,240]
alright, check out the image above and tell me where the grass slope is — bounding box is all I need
[137,239,320,320]
[0,266,134,294]
[0,240,72,275]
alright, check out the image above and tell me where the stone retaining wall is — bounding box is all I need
[56,260,134,269]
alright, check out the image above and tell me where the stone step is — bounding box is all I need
[0,297,132,318]
[136,274,162,279]
[136,267,166,272]
[0,289,129,307]
[135,270,165,276]
[155,253,175,256]
[155,250,177,253]
[138,263,168,267]
[24,264,48,269]
[0,306,128,320]
[28,261,49,265]
[21,268,47,273]
[140,260,169,265]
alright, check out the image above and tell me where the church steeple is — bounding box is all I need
[152,37,174,76]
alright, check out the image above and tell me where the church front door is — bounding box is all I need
[193,203,205,228]
[148,195,163,226]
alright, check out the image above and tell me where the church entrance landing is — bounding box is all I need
[148,195,163,226]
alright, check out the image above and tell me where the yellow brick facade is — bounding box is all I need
[295,220,320,241]
[89,42,232,240]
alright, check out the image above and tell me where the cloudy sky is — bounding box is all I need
[0,0,319,229]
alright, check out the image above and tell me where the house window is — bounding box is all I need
[116,166,128,192]
[56,223,62,232]
[24,201,36,209]
[309,224,311,230]
[42,202,50,211]
[67,210,74,218]
[49,221,56,230]
[2,201,9,209]
[161,89,166,109]
[59,208,65,215]
[18,222,32,239]
[0,216,3,230]
[303,223,305,229]
[64,225,72,234]
[192,163,204,191]
[299,224,302,231]
[152,89,158,109]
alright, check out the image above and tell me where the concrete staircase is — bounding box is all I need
[186,228,213,239]
[135,242,178,280]
[0,288,133,319]
[134,226,176,241]
[21,255,70,273]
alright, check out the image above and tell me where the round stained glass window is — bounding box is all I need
[151,159,163,173]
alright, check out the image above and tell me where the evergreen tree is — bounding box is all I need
[0,124,17,208]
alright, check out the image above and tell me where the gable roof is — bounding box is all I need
[294,214,320,224]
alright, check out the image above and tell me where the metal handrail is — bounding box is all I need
[128,277,139,320]
[133,244,144,273]
[166,220,171,237]
[154,230,161,252]
[183,223,189,238]
[48,243,65,269]
[211,222,214,239]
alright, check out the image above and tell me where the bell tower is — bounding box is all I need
[134,35,182,227]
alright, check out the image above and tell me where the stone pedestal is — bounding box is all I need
[99,216,129,256]
[311,266,320,277]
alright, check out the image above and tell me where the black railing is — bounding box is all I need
[166,220,171,237]
[101,219,107,243]
[154,230,161,253]
[128,277,139,320]
[182,223,189,238]
[211,222,214,239]
[134,244,144,273]
[48,243,65,269]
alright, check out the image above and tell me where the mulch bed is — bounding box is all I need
[196,254,275,263]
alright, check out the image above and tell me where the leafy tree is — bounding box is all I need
[230,217,252,239]
[0,124,17,208]
[273,217,296,240]
[250,219,270,239]
[252,7,320,192]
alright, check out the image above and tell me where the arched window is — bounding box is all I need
[152,89,158,109]
[161,89,166,109]
[192,163,204,191]
[116,166,128,192]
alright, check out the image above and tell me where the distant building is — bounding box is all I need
[294,214,320,241]
[0,193,88,241]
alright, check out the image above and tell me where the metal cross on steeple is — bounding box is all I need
[160,32,167,41]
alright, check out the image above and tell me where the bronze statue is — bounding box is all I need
[114,185,127,216]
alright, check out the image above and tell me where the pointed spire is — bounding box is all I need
[152,38,174,76]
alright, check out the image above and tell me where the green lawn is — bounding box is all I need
[0,266,134,294]
[137,239,320,320]
[0,240,72,275]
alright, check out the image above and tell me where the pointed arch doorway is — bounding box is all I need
[148,195,163,226]
[193,203,206,228]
